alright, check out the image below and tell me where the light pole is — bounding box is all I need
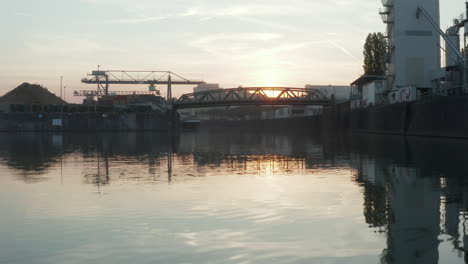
[60,76,63,99]
[63,86,67,101]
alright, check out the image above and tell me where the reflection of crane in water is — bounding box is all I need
[167,152,173,182]
[84,139,176,187]
[83,150,110,192]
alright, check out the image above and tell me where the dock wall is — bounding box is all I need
[0,112,171,132]
[199,95,468,139]
[333,96,468,138]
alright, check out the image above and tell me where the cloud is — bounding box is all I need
[102,3,308,25]
[326,40,361,63]
[235,17,303,33]
[240,41,324,59]
[188,32,359,65]
[179,4,307,18]
[179,8,200,17]
[15,12,32,17]
[193,33,282,43]
[107,15,168,24]
[189,33,283,56]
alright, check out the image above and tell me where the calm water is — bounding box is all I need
[1,129,468,264]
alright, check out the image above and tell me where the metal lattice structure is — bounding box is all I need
[80,70,205,100]
[74,90,160,97]
[175,87,330,109]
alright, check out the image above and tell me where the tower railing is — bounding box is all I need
[379,8,390,15]
[381,0,393,7]
[380,13,394,24]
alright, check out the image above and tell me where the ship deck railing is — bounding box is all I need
[421,87,468,101]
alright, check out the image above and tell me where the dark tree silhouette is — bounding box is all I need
[363,33,387,75]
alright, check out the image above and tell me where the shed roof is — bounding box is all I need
[351,75,387,86]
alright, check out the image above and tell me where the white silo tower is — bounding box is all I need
[380,0,441,90]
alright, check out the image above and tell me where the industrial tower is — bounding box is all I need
[380,0,441,90]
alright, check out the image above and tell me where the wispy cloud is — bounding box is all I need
[105,3,308,25]
[235,17,303,33]
[180,4,307,18]
[240,41,323,59]
[189,33,283,56]
[193,33,282,43]
[326,40,361,62]
[107,15,168,24]
[15,12,32,17]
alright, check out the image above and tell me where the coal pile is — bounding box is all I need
[0,83,66,105]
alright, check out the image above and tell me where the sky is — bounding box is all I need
[0,0,465,102]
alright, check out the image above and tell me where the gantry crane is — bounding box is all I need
[78,69,205,102]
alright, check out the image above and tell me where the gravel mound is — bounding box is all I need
[0,83,66,105]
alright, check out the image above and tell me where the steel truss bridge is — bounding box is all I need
[174,87,330,109]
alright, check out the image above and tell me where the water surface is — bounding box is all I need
[1,130,468,264]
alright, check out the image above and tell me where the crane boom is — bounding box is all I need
[416,6,464,63]
[80,69,205,101]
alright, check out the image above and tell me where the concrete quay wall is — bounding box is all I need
[328,96,468,138]
[0,112,171,132]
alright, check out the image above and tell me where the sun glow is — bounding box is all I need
[253,68,285,87]
[262,90,283,98]
[245,68,289,98]
[262,74,277,87]
[248,89,300,98]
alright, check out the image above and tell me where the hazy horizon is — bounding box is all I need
[1,0,465,102]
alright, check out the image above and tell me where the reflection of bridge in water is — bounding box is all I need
[175,87,330,109]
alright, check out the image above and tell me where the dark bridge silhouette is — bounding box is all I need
[174,87,330,109]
